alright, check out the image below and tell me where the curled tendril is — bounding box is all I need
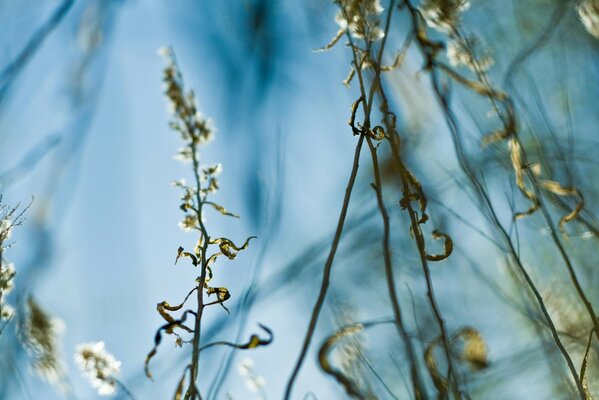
[369,125,385,140]
[205,286,231,313]
[173,365,191,400]
[509,138,540,220]
[407,170,428,223]
[454,327,488,371]
[348,96,365,135]
[318,319,394,399]
[199,324,273,352]
[319,324,366,399]
[538,179,585,239]
[424,336,449,397]
[426,230,453,261]
[145,309,197,379]
[399,178,428,225]
[156,287,198,327]
[175,246,199,266]
[347,97,385,140]
[425,326,489,395]
[209,236,256,260]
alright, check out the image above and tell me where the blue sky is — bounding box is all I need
[2,1,599,399]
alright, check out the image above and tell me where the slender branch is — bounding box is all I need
[366,135,427,399]
[283,132,365,400]
[0,0,75,104]
[401,2,586,396]
[187,123,211,400]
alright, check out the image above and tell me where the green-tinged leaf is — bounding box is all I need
[209,236,256,260]
[199,324,274,353]
[175,246,198,266]
[156,287,198,328]
[205,201,239,218]
[454,327,488,371]
[157,301,177,325]
[206,252,221,269]
[206,286,231,313]
[241,324,274,349]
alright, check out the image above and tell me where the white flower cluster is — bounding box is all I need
[238,357,267,396]
[335,0,385,41]
[577,0,599,39]
[0,261,16,320]
[0,213,16,321]
[75,341,121,396]
[446,35,493,72]
[0,216,12,241]
[420,0,470,33]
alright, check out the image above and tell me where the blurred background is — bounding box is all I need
[0,0,598,399]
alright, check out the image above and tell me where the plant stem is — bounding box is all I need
[283,133,365,400]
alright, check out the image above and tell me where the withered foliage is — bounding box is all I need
[144,48,272,400]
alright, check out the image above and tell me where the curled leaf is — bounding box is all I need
[145,310,196,379]
[317,319,394,399]
[454,327,488,371]
[509,138,540,219]
[175,246,198,266]
[205,201,239,218]
[368,126,385,140]
[406,169,428,224]
[210,236,256,260]
[242,324,274,349]
[424,336,449,396]
[157,301,177,325]
[199,324,274,352]
[156,287,197,328]
[318,323,366,399]
[206,252,222,268]
[348,96,365,135]
[206,286,231,313]
[538,179,584,238]
[173,366,189,400]
[426,230,453,261]
[482,125,513,147]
